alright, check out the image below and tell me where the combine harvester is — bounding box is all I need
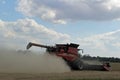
[26,42,110,71]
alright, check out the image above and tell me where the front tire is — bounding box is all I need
[67,58,84,70]
[78,63,83,70]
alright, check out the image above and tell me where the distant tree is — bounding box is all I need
[82,54,120,63]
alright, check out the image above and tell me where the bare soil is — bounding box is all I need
[0,71,120,80]
[0,49,120,80]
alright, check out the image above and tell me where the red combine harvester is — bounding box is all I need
[26,42,110,71]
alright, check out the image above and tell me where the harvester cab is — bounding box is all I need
[26,42,110,71]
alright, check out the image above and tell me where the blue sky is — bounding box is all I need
[0,0,120,57]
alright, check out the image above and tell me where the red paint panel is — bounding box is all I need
[68,47,78,55]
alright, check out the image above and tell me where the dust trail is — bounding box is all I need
[0,48,70,73]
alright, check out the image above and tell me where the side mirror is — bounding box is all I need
[78,49,84,53]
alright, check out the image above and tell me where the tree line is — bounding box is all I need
[81,54,120,63]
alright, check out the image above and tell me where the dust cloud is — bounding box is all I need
[0,48,70,73]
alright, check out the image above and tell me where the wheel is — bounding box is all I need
[78,63,83,70]
[67,58,84,70]
[73,58,84,70]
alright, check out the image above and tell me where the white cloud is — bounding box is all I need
[77,30,120,57]
[0,18,120,57]
[0,18,70,48]
[17,0,120,24]
[105,0,120,10]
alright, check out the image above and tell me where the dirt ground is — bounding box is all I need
[0,71,120,80]
[0,63,120,80]
[0,50,120,80]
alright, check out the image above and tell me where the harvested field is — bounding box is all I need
[111,63,120,71]
[0,71,120,80]
[0,49,120,80]
[0,63,120,80]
